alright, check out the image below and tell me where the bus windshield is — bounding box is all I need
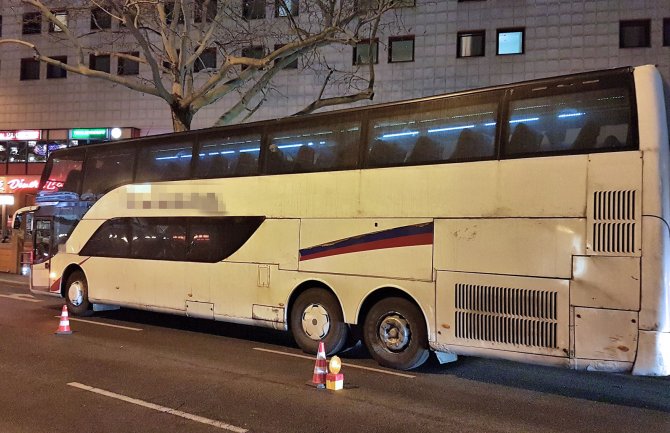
[38,151,84,197]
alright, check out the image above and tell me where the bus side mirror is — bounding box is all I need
[12,216,21,230]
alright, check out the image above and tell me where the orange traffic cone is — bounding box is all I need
[55,305,72,335]
[312,341,327,388]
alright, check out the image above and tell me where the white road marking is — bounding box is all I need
[0,293,41,303]
[67,382,247,433]
[53,316,143,331]
[252,347,416,378]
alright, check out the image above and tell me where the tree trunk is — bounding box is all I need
[171,104,193,132]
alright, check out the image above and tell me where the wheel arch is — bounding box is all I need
[286,279,344,326]
[60,264,85,298]
[357,286,429,330]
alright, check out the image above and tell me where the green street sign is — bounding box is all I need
[70,128,108,139]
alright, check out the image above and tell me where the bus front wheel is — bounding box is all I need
[363,297,429,370]
[65,270,92,317]
[290,288,349,356]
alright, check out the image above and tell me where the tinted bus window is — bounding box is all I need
[130,218,187,261]
[367,96,498,167]
[81,217,264,263]
[39,151,85,193]
[187,217,265,262]
[135,141,193,182]
[194,133,261,178]
[82,147,136,197]
[79,219,130,258]
[506,87,633,157]
[267,121,361,174]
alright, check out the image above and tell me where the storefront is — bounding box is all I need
[0,127,140,175]
[0,175,41,273]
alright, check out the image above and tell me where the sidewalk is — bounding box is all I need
[0,272,29,286]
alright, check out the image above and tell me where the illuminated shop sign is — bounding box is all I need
[0,176,41,193]
[0,130,41,141]
[70,128,108,139]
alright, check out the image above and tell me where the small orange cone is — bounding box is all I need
[312,341,327,388]
[55,305,72,335]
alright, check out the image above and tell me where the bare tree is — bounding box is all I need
[0,0,410,131]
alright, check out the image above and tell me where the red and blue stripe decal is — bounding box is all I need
[299,222,433,261]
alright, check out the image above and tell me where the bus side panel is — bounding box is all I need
[434,218,585,279]
[225,219,300,271]
[435,271,570,358]
[298,218,433,280]
[86,257,187,312]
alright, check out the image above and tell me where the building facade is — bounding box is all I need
[0,0,668,137]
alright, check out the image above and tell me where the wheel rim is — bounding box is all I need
[378,313,411,352]
[301,303,330,341]
[68,281,84,307]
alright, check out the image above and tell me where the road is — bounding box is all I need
[0,281,668,433]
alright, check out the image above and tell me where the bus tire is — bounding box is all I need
[64,270,93,317]
[290,288,349,356]
[363,297,429,370]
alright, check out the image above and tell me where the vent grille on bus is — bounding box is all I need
[592,190,636,254]
[454,284,558,348]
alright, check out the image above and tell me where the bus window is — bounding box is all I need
[33,219,52,264]
[187,217,264,262]
[367,98,498,167]
[194,133,261,178]
[506,87,632,157]
[80,219,130,258]
[130,218,187,261]
[135,141,193,182]
[267,121,361,174]
[39,151,85,194]
[82,147,136,197]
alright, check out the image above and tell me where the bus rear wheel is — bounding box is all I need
[290,288,349,356]
[64,270,92,317]
[363,297,429,370]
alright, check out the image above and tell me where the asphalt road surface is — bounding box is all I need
[0,281,668,433]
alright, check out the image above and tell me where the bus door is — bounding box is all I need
[31,217,54,294]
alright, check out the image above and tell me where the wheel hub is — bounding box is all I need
[379,314,411,352]
[68,281,83,307]
[301,303,330,340]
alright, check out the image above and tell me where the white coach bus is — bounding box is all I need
[32,65,670,374]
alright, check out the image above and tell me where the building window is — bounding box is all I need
[49,10,67,32]
[274,44,298,69]
[47,56,67,79]
[357,0,414,11]
[243,0,265,20]
[20,58,40,80]
[275,0,298,17]
[388,36,414,63]
[195,0,217,22]
[22,12,42,35]
[91,7,112,30]
[457,30,485,57]
[664,18,670,47]
[194,48,217,72]
[353,39,379,65]
[241,46,264,70]
[620,19,651,48]
[0,15,3,37]
[89,54,111,73]
[118,52,140,75]
[497,28,524,55]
